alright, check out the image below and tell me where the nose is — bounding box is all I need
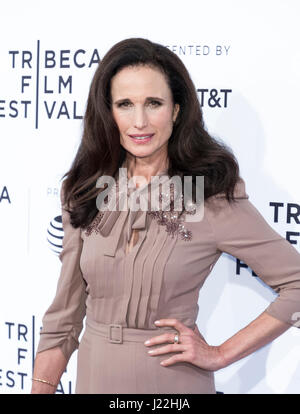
[133,106,148,129]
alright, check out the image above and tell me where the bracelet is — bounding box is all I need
[31,377,57,388]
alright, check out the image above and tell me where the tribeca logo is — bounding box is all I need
[269,202,300,247]
[0,40,101,128]
[95,168,205,223]
[2,316,74,393]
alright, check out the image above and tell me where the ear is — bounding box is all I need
[173,103,180,123]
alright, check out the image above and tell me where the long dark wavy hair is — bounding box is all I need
[61,37,240,229]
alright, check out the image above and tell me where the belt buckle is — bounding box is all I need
[108,324,123,344]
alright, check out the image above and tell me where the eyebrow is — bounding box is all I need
[113,96,165,105]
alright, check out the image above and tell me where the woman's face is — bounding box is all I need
[111,65,180,162]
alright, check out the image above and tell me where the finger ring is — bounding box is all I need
[174,333,180,344]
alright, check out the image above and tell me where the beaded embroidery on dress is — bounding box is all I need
[85,211,105,236]
[147,187,196,241]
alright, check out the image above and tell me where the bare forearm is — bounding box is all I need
[218,310,291,369]
[31,346,67,394]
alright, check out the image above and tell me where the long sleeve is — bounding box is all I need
[205,177,300,329]
[36,182,87,362]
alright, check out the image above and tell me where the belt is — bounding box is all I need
[85,319,178,345]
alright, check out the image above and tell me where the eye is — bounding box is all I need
[148,100,162,107]
[117,101,131,108]
[116,100,162,108]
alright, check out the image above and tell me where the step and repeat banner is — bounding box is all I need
[1,0,300,394]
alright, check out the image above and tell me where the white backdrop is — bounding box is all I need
[0,0,300,394]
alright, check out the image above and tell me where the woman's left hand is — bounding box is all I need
[144,318,226,372]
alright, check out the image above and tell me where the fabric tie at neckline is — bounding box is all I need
[84,167,196,254]
[90,168,174,256]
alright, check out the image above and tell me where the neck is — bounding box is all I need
[122,157,169,184]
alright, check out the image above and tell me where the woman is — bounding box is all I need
[31,38,300,394]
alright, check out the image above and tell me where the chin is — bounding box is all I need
[127,150,154,159]
[122,143,156,158]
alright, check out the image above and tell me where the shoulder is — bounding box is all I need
[213,177,249,200]
[204,177,249,217]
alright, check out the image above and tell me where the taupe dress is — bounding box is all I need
[37,168,300,394]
